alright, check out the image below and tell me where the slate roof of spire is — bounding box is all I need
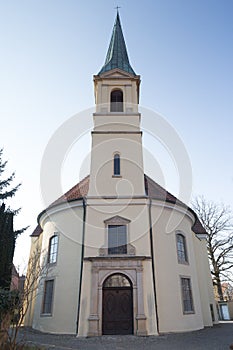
[98,12,136,76]
[31,174,206,237]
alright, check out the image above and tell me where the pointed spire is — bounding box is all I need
[98,12,136,75]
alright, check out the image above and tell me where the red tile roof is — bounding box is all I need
[48,175,89,207]
[144,175,185,206]
[31,174,206,236]
[31,176,89,237]
[144,175,206,235]
[31,224,43,237]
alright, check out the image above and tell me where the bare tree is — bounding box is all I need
[222,282,233,301]
[192,196,233,301]
[0,247,47,350]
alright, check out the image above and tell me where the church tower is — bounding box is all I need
[79,11,155,336]
[88,12,144,197]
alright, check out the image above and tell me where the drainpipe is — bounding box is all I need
[76,197,87,335]
[148,198,160,334]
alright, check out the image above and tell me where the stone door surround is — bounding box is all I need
[86,257,148,336]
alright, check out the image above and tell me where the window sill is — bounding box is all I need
[183,311,195,315]
[99,244,136,256]
[178,260,189,265]
[102,253,131,256]
[40,313,53,317]
[47,262,57,267]
[112,175,122,178]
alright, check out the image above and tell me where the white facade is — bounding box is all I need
[25,13,218,336]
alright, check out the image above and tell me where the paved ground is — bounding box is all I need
[18,322,233,350]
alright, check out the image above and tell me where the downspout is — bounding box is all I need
[76,197,87,334]
[149,198,160,334]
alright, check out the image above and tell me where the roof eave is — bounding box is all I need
[37,197,85,226]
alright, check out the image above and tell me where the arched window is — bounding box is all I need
[176,233,188,264]
[111,89,123,112]
[48,234,58,264]
[113,153,120,176]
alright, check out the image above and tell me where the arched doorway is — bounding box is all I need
[102,274,133,335]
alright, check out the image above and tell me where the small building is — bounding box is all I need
[10,265,19,291]
[25,12,218,336]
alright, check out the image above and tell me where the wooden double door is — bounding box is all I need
[102,287,133,335]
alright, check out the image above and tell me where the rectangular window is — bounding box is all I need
[108,225,127,254]
[181,277,194,313]
[42,279,54,315]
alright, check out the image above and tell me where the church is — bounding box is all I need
[24,12,218,336]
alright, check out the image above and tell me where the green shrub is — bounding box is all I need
[0,289,20,321]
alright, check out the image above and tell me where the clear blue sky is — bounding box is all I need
[0,0,232,270]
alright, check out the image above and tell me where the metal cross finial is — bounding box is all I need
[115,6,121,12]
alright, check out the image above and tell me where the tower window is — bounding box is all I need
[113,153,120,176]
[111,89,123,112]
[108,225,127,254]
